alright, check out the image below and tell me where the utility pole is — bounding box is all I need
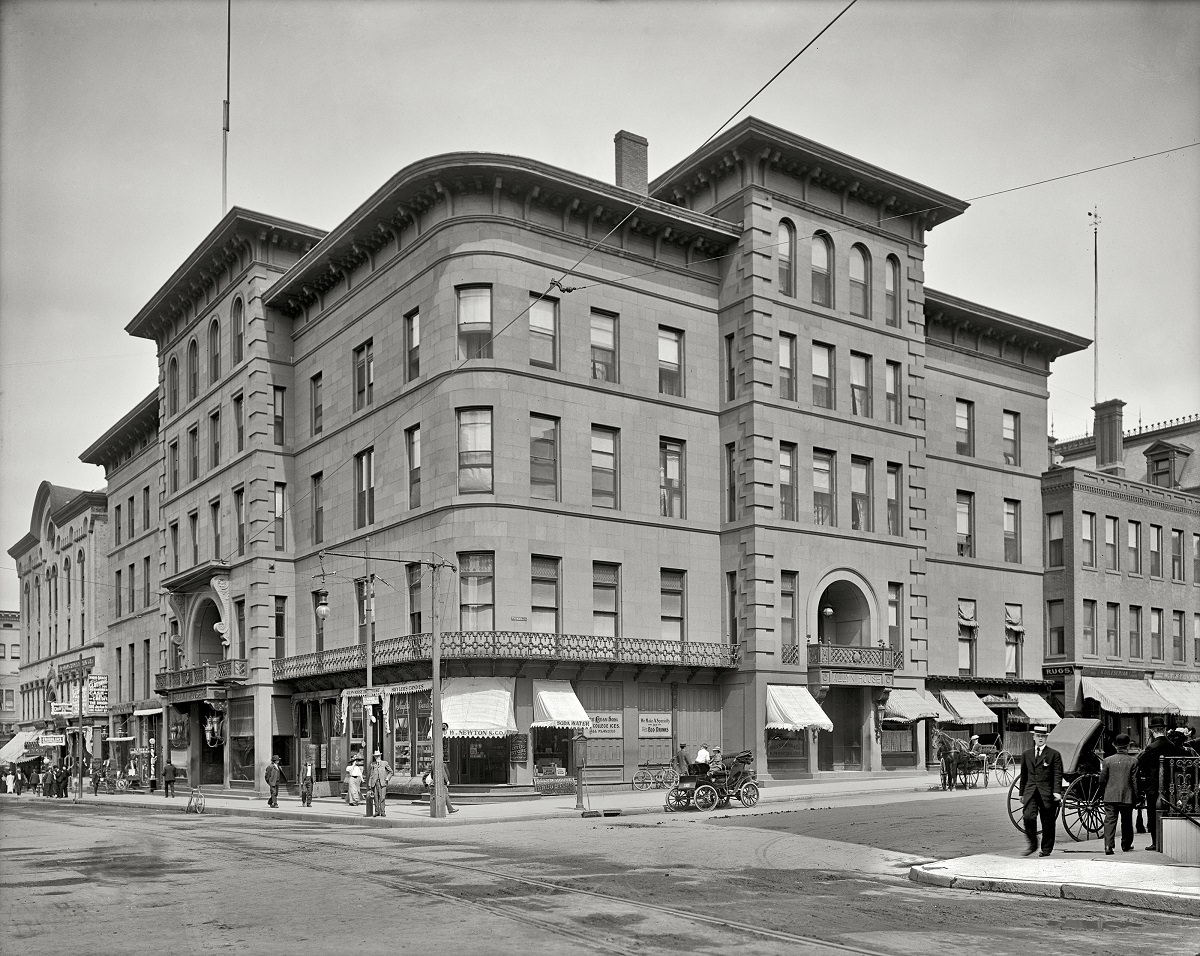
[221,0,231,215]
[74,654,84,803]
[1089,207,1101,406]
[430,562,445,819]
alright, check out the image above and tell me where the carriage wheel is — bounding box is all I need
[660,767,680,789]
[993,751,1014,787]
[1006,777,1024,831]
[693,783,720,811]
[1062,774,1105,842]
[976,760,989,789]
[939,758,951,791]
[116,778,128,792]
[738,781,760,808]
[666,787,690,812]
[632,769,653,792]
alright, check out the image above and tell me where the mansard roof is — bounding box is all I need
[79,390,159,467]
[924,287,1091,361]
[7,481,105,560]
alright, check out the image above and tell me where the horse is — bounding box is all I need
[932,727,970,791]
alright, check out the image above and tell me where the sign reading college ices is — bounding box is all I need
[587,713,622,738]
[638,713,672,738]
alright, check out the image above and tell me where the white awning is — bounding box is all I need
[938,690,998,726]
[766,684,833,732]
[530,680,591,730]
[134,707,162,717]
[921,691,955,723]
[0,731,36,765]
[883,688,942,723]
[1147,679,1200,717]
[1081,676,1179,715]
[1009,692,1061,725]
[105,736,136,743]
[440,677,518,738]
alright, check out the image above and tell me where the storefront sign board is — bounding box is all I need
[509,734,528,763]
[638,713,672,737]
[39,734,66,747]
[587,713,622,738]
[51,702,79,717]
[85,675,110,715]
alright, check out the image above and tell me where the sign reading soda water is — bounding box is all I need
[85,675,110,716]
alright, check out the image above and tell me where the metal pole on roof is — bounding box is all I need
[222,0,231,215]
[1089,207,1100,406]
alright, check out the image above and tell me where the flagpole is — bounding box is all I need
[222,0,231,215]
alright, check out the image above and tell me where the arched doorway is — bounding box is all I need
[188,598,227,785]
[812,576,877,772]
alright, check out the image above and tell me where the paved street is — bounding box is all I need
[3,790,1195,955]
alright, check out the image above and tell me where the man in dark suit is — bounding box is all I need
[1098,732,1139,854]
[1018,725,1063,856]
[1137,716,1181,852]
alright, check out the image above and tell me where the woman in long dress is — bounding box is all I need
[345,757,364,805]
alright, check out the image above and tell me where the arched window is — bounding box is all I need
[78,550,85,605]
[811,233,833,307]
[187,339,199,401]
[849,245,870,318]
[885,256,901,327]
[232,297,245,364]
[167,357,179,416]
[777,220,795,296]
[208,318,221,384]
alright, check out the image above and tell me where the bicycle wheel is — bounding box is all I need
[116,778,128,792]
[660,767,680,789]
[632,768,653,792]
[652,769,666,789]
[192,790,205,814]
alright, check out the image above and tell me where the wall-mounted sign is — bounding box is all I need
[587,713,622,738]
[85,675,110,716]
[39,734,66,747]
[509,734,528,763]
[50,702,79,717]
[638,713,672,738]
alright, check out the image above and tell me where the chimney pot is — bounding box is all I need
[1093,399,1126,476]
[614,130,648,195]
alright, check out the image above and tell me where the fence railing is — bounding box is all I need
[1161,756,1200,820]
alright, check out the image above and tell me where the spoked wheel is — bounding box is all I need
[116,778,128,792]
[1007,777,1024,831]
[665,787,690,812]
[993,751,1015,788]
[1062,774,1104,842]
[693,783,720,811]
[632,769,653,792]
[660,767,680,789]
[939,758,951,791]
[975,761,989,789]
[738,781,760,808]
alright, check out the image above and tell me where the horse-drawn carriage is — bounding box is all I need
[1005,717,1106,842]
[664,750,761,812]
[932,728,1014,790]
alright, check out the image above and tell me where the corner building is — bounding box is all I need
[132,119,1087,795]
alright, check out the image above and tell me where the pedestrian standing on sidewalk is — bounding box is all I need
[345,756,363,806]
[367,750,391,817]
[4,767,13,794]
[162,760,177,798]
[672,744,690,776]
[1098,733,1139,855]
[300,760,314,807]
[1137,717,1181,851]
[1018,725,1063,857]
[264,754,286,808]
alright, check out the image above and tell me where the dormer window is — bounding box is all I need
[1143,440,1191,489]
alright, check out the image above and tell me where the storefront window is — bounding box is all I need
[765,729,808,774]
[227,698,254,784]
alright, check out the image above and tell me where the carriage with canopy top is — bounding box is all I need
[1005,717,1106,842]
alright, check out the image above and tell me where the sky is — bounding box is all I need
[1,0,1198,610]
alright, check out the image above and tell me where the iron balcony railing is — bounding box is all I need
[154,658,249,693]
[217,659,248,683]
[807,644,900,670]
[271,630,741,682]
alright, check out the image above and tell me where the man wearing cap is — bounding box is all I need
[367,749,392,817]
[264,754,285,808]
[1137,717,1182,851]
[1098,733,1139,854]
[1018,725,1063,856]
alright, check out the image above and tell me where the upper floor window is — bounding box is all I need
[457,286,492,360]
[187,339,199,401]
[232,297,245,364]
[273,483,286,551]
[885,361,902,424]
[889,584,904,657]
[591,427,618,509]
[187,426,199,482]
[355,448,375,528]
[1172,611,1185,662]
[528,297,556,370]
[531,556,560,634]
[353,340,374,410]
[1104,516,1119,571]
[725,443,738,521]
[405,309,420,381]
[167,357,179,416]
[1106,603,1120,657]
[850,352,871,417]
[406,425,421,509]
[811,233,833,307]
[593,562,620,637]
[658,327,683,396]
[779,443,797,521]
[886,463,902,536]
[812,342,834,409]
[1150,608,1164,660]
[407,564,423,634]
[310,373,323,436]
[1081,511,1096,568]
[851,457,873,532]
[1004,499,1021,562]
[1145,444,1189,488]
[1082,600,1098,656]
[459,552,495,630]
[168,441,179,494]
[659,439,684,518]
[591,310,618,382]
[1149,525,1163,577]
[234,488,245,555]
[955,399,974,456]
[1171,529,1185,582]
[1004,604,1023,678]
[660,569,685,641]
[778,333,796,401]
[209,410,221,469]
[208,318,221,384]
[1193,533,1200,584]
[1002,411,1020,465]
[958,599,977,676]
[233,392,244,452]
[530,415,559,501]
[849,245,870,318]
[1128,520,1142,574]
[781,571,798,646]
[956,491,974,556]
[777,220,795,296]
[273,386,286,445]
[114,504,122,545]
[813,449,835,526]
[457,408,493,494]
[884,256,901,327]
[1047,512,1064,566]
[724,333,736,400]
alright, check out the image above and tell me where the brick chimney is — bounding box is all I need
[1093,399,1126,476]
[614,130,648,194]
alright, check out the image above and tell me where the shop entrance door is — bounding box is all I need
[448,737,508,785]
[817,687,864,770]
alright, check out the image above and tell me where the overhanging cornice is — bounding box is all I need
[925,287,1091,361]
[79,390,159,467]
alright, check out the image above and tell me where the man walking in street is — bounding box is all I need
[1098,732,1139,854]
[264,754,285,808]
[162,759,177,798]
[1137,717,1181,851]
[1018,725,1063,857]
[672,744,690,777]
[367,750,392,817]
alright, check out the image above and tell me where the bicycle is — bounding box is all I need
[632,764,681,791]
[185,785,206,814]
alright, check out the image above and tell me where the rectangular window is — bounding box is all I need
[724,333,735,400]
[459,552,495,630]
[310,373,323,435]
[1194,533,1200,584]
[590,309,617,382]
[273,483,286,551]
[169,441,179,493]
[188,426,199,482]
[355,448,375,528]
[1083,599,1097,656]
[530,415,559,501]
[115,570,122,618]
[888,583,903,655]
[311,473,323,544]
[355,578,373,647]
[457,408,493,494]
[812,343,834,409]
[851,457,872,531]
[1195,614,1200,666]
[272,386,285,446]
[813,449,835,526]
[142,486,151,530]
[143,556,151,608]
[593,562,620,637]
[659,439,685,518]
[727,571,738,645]
[958,599,976,676]
[779,443,797,521]
[1004,499,1021,563]
[234,488,245,556]
[660,569,685,642]
[406,425,421,508]
[1171,529,1184,581]
[1005,603,1022,678]
[354,340,375,410]
[850,352,871,417]
[1106,603,1120,657]
[1002,411,1020,465]
[726,443,738,520]
[210,499,221,559]
[274,596,286,659]
[406,564,422,634]
[457,286,492,360]
[1104,516,1119,571]
[189,512,198,566]
[531,556,560,633]
[885,361,901,424]
[1047,512,1064,567]
[779,333,796,401]
[781,571,798,646]
[1150,525,1163,577]
[1128,520,1141,574]
[592,427,618,509]
[1150,456,1172,487]
[233,392,244,452]
[1081,512,1096,567]
[528,296,556,369]
[405,309,420,380]
[956,491,974,557]
[1129,605,1143,659]
[210,410,221,468]
[955,399,974,456]
[169,522,179,573]
[886,463,902,536]
[1172,611,1185,663]
[1047,600,1064,656]
[658,327,684,396]
[1150,608,1164,660]
[114,504,122,545]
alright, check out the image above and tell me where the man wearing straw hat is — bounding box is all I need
[1018,725,1063,857]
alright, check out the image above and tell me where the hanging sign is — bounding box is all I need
[51,702,80,717]
[39,734,67,747]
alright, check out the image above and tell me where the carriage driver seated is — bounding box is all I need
[969,735,981,754]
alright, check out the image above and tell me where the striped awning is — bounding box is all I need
[530,680,591,729]
[921,691,955,722]
[1147,679,1200,717]
[938,690,998,726]
[766,685,833,732]
[1081,676,1178,715]
[440,677,518,738]
[0,731,36,765]
[883,688,942,723]
[1009,692,1061,725]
